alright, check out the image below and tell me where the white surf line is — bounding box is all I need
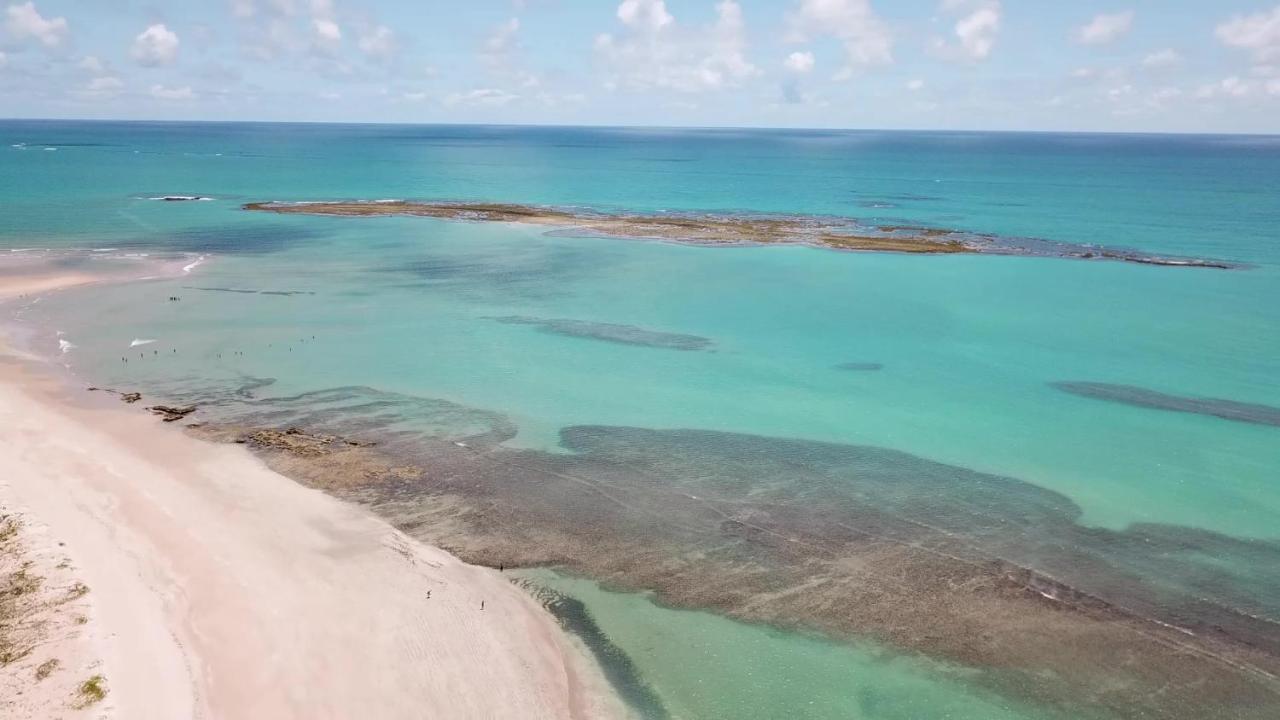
[182,255,206,274]
[130,339,157,348]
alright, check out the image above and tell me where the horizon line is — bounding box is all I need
[2,116,1278,139]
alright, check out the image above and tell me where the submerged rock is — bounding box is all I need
[147,405,197,422]
[87,387,143,403]
[237,427,374,457]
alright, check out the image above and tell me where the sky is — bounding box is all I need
[1,0,1279,133]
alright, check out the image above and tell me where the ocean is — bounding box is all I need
[3,120,1279,719]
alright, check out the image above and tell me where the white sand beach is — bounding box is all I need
[0,273,623,719]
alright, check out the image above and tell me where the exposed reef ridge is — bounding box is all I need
[243,200,1240,268]
[134,381,1280,720]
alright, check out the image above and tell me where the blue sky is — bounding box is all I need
[2,0,1279,132]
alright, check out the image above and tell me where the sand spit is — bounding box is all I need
[244,200,1239,268]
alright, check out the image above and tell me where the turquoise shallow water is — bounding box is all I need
[3,121,1280,718]
[520,569,1041,720]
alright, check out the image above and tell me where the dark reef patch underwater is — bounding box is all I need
[486,316,715,352]
[137,380,1280,720]
[521,581,670,720]
[1052,381,1280,427]
[835,362,884,371]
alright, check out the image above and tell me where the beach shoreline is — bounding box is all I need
[0,271,627,720]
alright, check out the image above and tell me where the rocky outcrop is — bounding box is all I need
[146,406,197,423]
[236,427,373,457]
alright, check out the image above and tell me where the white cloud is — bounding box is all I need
[150,84,196,100]
[906,78,924,91]
[483,17,520,67]
[0,51,6,68]
[595,0,758,93]
[358,25,396,62]
[231,0,299,20]
[1268,78,1280,95]
[306,0,341,52]
[1221,76,1251,97]
[937,0,1000,61]
[313,18,341,44]
[84,76,124,97]
[480,18,541,90]
[5,1,68,48]
[1076,11,1134,45]
[705,0,758,84]
[534,91,588,108]
[78,55,105,74]
[788,0,892,77]
[784,50,814,73]
[1106,83,1133,100]
[132,24,180,66]
[1216,6,1280,62]
[1197,76,1253,99]
[443,88,519,107]
[1141,48,1180,68]
[617,0,672,32]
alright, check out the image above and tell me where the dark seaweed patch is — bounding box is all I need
[185,286,315,296]
[186,384,517,447]
[834,362,884,371]
[381,245,599,301]
[1052,381,1280,428]
[156,223,325,255]
[523,581,670,720]
[488,316,714,351]
[232,376,277,399]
